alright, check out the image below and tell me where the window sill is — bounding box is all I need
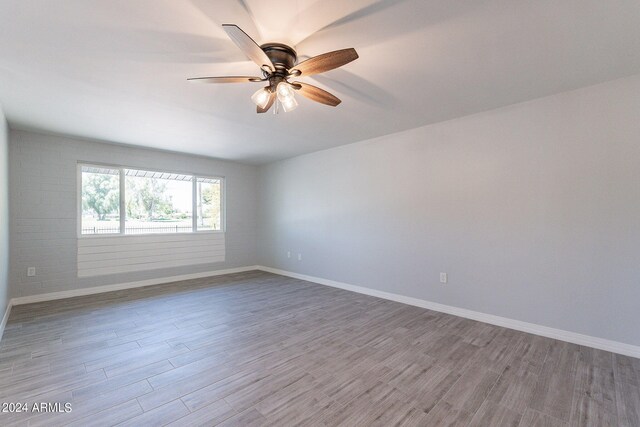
[77,230,224,239]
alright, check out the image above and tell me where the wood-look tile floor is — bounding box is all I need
[0,271,638,426]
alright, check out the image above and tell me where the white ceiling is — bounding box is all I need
[1,0,639,164]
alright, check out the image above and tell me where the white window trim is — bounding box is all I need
[77,162,226,238]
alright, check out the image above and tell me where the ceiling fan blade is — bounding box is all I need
[290,48,358,76]
[187,76,262,83]
[222,24,274,71]
[293,82,341,106]
[257,91,276,113]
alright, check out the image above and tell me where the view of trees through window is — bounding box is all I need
[125,170,193,234]
[81,167,120,234]
[80,165,222,235]
[197,178,221,231]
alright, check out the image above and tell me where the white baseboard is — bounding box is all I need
[11,265,259,306]
[0,300,12,341]
[257,266,640,359]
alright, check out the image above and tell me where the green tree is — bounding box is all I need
[82,173,119,220]
[127,178,172,221]
[198,181,221,227]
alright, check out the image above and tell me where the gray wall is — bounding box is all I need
[258,74,640,346]
[0,105,9,318]
[9,130,259,298]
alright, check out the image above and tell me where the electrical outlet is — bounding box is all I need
[297,253,302,261]
[440,272,448,284]
[287,251,291,258]
[27,267,36,277]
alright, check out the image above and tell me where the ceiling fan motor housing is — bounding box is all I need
[261,43,297,74]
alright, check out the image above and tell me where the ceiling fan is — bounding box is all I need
[188,24,359,113]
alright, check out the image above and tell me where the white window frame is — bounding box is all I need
[77,162,226,238]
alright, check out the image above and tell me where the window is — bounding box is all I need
[80,166,120,234]
[80,164,223,236]
[125,169,193,234]
[196,178,221,231]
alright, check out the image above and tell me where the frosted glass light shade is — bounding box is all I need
[280,96,298,112]
[251,88,271,109]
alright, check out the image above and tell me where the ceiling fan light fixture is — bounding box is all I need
[251,87,271,109]
[275,82,298,112]
[276,82,295,102]
[280,96,298,112]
